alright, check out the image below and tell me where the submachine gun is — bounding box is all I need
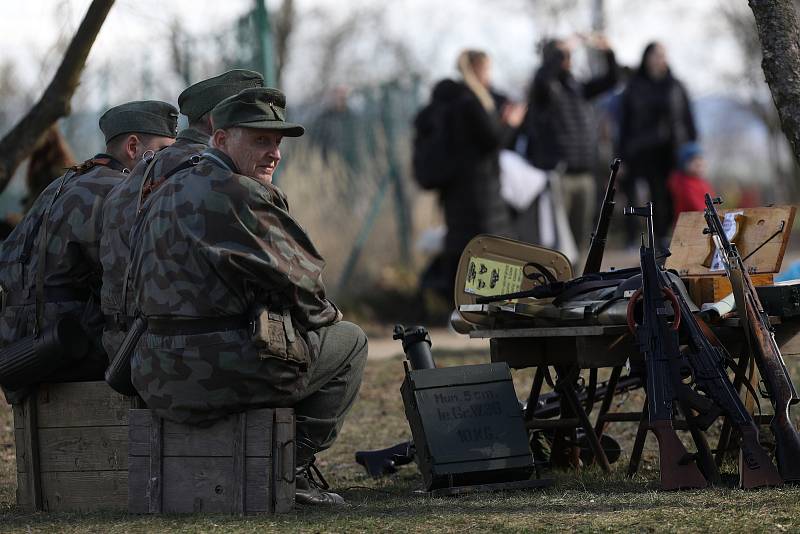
[625,203,708,489]
[704,194,800,483]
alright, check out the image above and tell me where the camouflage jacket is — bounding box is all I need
[128,148,339,423]
[0,155,127,397]
[99,129,207,330]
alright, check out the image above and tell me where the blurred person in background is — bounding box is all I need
[24,125,76,214]
[524,34,618,256]
[415,49,526,304]
[667,141,714,219]
[618,41,696,247]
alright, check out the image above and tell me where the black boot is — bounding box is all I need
[295,458,347,506]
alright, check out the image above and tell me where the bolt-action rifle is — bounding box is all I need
[625,203,707,490]
[476,158,624,305]
[703,194,800,482]
[583,158,621,275]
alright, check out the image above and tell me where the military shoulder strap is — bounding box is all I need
[122,155,201,316]
[33,169,77,334]
[33,157,114,334]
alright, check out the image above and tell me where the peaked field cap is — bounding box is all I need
[211,87,305,137]
[178,69,265,122]
[99,100,179,143]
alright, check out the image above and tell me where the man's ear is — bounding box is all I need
[124,134,140,161]
[211,129,226,149]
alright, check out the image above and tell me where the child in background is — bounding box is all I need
[667,142,715,218]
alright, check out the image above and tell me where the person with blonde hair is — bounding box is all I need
[415,49,525,300]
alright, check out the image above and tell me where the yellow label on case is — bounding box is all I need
[463,257,523,297]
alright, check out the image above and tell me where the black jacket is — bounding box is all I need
[617,71,696,166]
[526,49,618,173]
[434,80,513,255]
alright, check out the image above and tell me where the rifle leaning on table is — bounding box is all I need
[704,194,800,483]
[583,157,621,275]
[661,272,782,488]
[625,203,708,490]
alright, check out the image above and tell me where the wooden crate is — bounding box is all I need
[13,381,134,512]
[667,206,795,276]
[128,407,295,515]
[684,273,775,304]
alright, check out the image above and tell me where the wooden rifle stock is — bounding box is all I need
[582,158,621,275]
[651,420,708,490]
[743,293,800,482]
[704,193,800,482]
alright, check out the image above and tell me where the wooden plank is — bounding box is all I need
[17,464,127,512]
[666,206,796,276]
[16,471,31,510]
[36,381,132,428]
[13,403,23,429]
[231,412,246,515]
[129,409,273,458]
[37,427,127,472]
[149,411,163,513]
[14,424,25,473]
[470,325,627,339]
[23,392,43,511]
[129,456,271,514]
[273,408,295,514]
[41,471,127,512]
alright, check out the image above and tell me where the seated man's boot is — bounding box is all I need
[295,458,347,506]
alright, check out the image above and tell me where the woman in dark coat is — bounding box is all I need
[431,50,525,299]
[618,42,697,246]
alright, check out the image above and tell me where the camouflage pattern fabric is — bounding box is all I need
[99,128,207,357]
[129,147,341,424]
[0,156,128,400]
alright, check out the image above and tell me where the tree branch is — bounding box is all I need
[0,0,115,192]
[749,0,800,164]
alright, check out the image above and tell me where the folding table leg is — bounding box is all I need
[559,366,611,473]
[628,401,649,478]
[594,365,622,439]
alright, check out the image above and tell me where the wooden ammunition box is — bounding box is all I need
[13,381,134,512]
[401,362,535,492]
[684,273,774,305]
[128,407,294,515]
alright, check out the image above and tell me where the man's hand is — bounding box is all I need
[578,32,612,51]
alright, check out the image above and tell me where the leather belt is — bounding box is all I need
[146,315,250,336]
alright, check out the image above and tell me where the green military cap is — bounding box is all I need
[178,69,264,123]
[99,100,179,143]
[211,87,305,137]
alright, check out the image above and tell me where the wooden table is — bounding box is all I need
[470,325,638,472]
[471,317,800,476]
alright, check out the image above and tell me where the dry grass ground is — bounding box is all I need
[2,348,800,533]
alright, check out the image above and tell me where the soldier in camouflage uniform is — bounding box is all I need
[100,70,264,358]
[0,101,178,402]
[129,88,367,506]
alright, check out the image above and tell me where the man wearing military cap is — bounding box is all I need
[128,87,367,506]
[100,70,264,358]
[0,100,177,402]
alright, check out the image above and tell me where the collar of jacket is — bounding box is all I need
[93,153,128,173]
[176,127,211,146]
[202,147,240,174]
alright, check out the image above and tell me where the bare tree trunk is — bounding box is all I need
[749,0,800,165]
[0,0,115,192]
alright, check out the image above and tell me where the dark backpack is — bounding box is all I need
[412,83,459,190]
